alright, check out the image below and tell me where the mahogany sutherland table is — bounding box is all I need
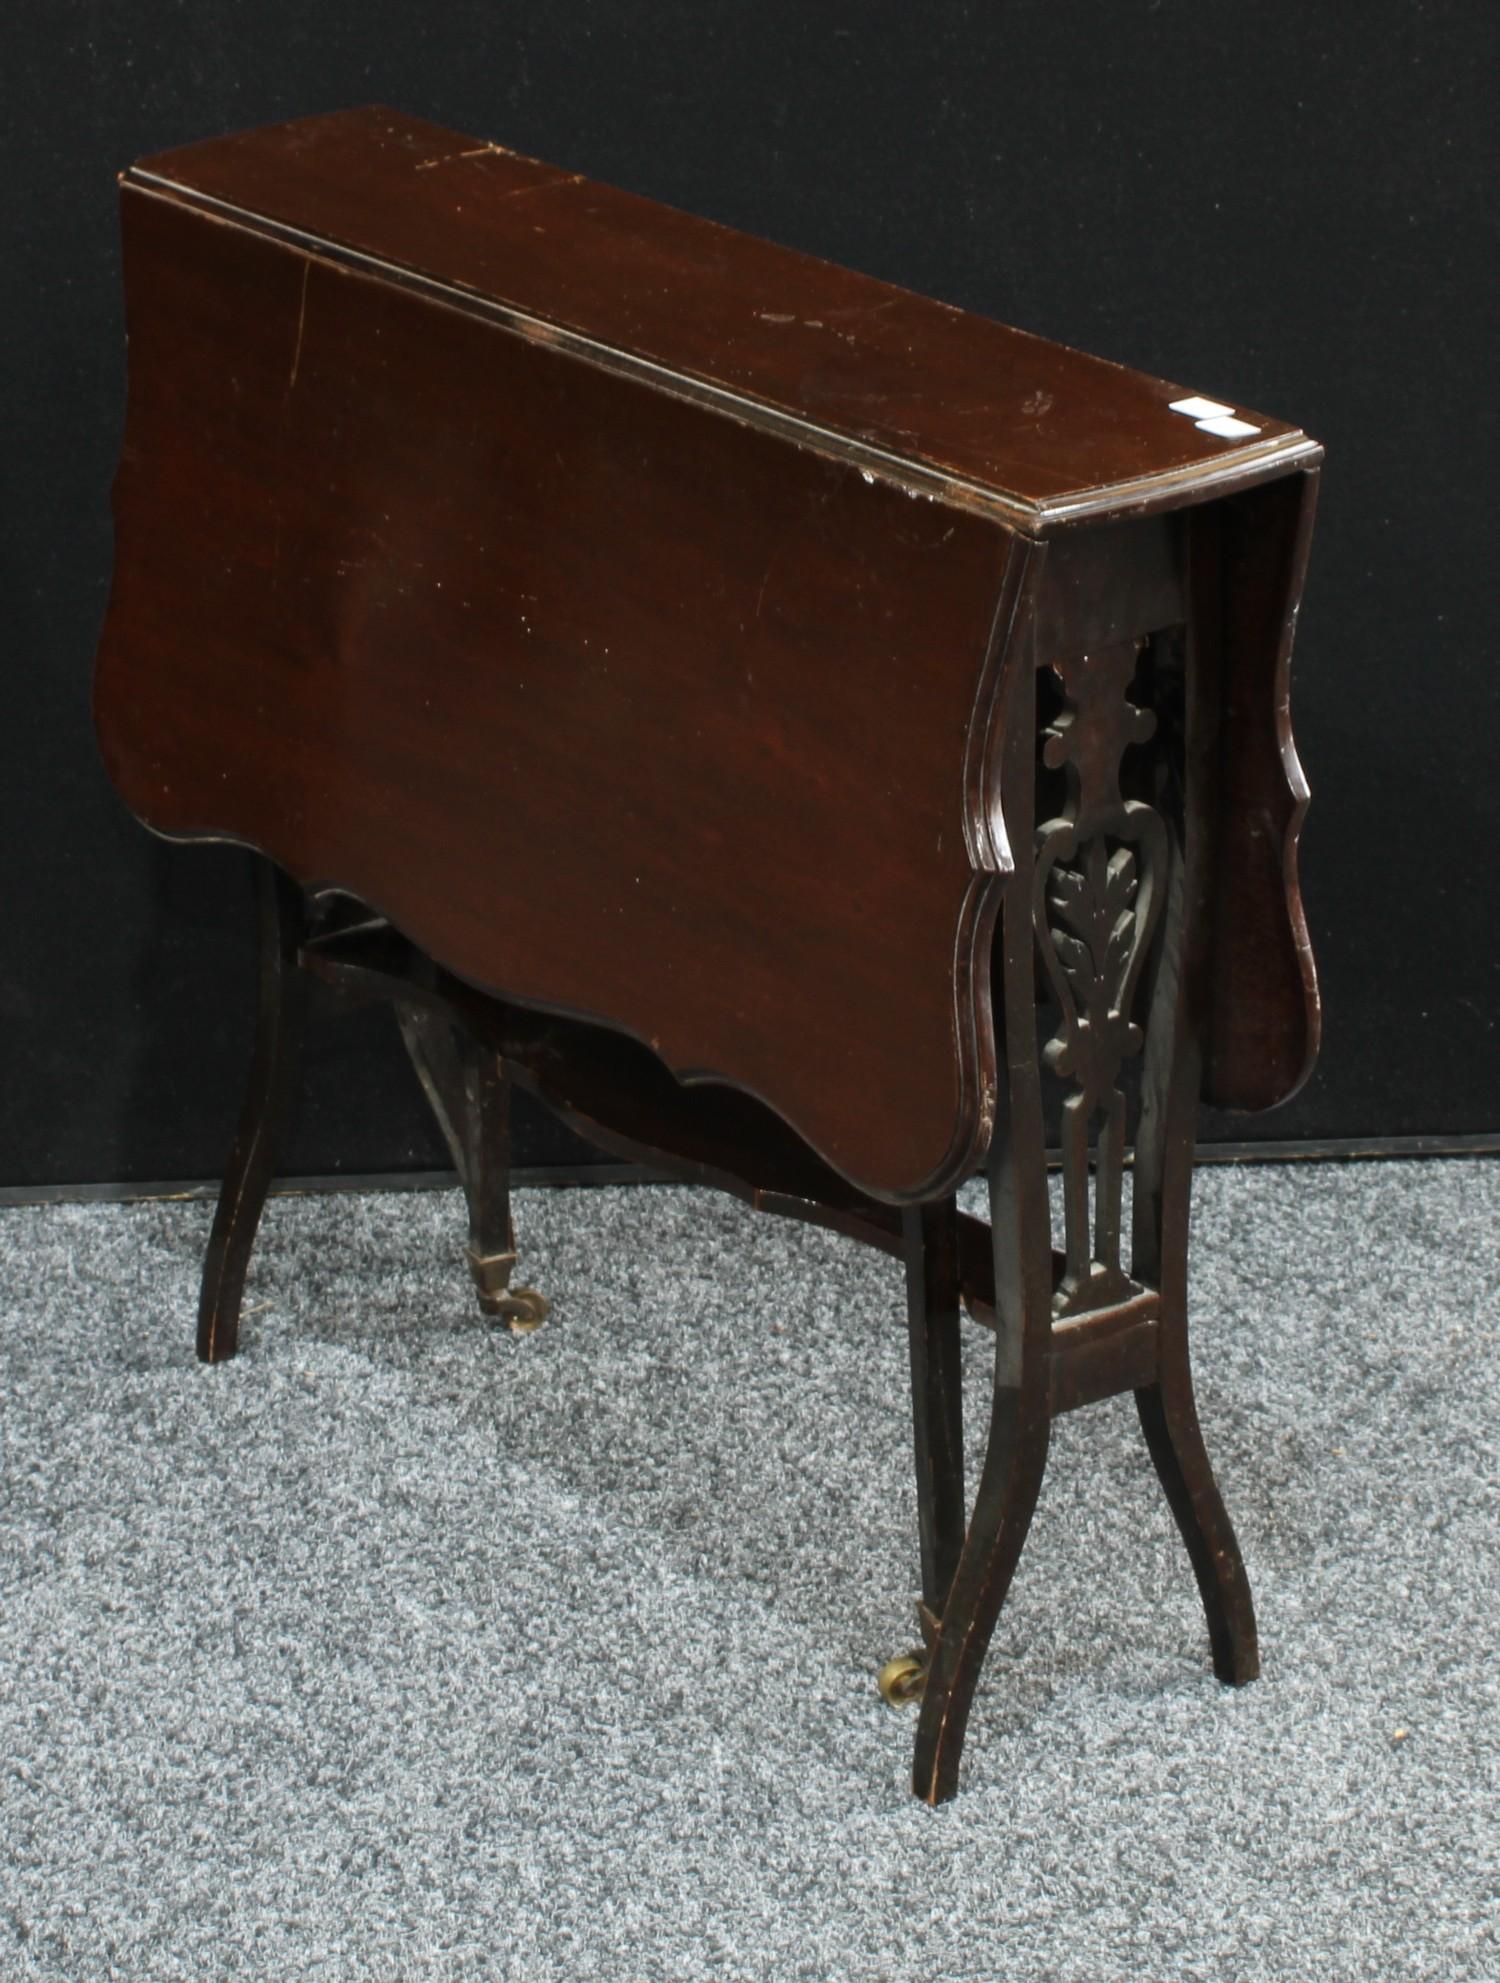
[94,108,1322,1804]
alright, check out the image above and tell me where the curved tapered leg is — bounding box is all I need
[1133,904,1258,1683]
[456,1037,548,1332]
[1130,1041,1260,1688]
[196,858,307,1363]
[396,1005,549,1333]
[911,1367,1051,1804]
[879,1199,969,1708]
[1136,1370,1257,1683]
[910,1071,1055,1805]
[1132,1116,1258,1685]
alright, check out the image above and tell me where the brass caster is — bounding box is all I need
[467,1246,549,1334]
[491,1286,550,1335]
[877,1650,928,1708]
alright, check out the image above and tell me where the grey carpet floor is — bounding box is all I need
[1,1157,1496,1981]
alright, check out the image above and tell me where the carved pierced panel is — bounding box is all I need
[1033,637,1174,1318]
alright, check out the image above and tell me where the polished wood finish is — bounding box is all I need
[96,179,1014,1203]
[1201,471,1322,1108]
[93,109,1324,1802]
[903,1200,967,1624]
[195,861,306,1363]
[394,1003,546,1328]
[126,108,1310,521]
[95,109,1321,1201]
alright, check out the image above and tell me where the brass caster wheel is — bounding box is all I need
[492,1286,550,1335]
[877,1650,928,1708]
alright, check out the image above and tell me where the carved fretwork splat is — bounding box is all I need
[1034,639,1169,1317]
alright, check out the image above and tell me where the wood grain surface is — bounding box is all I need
[96,185,1020,1200]
[129,107,1313,521]
[94,110,1322,1202]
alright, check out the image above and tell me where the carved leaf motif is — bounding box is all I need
[1046,845,1139,1020]
[1053,929,1091,983]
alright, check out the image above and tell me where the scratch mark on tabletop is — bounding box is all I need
[416,142,512,169]
[493,172,585,202]
[289,259,310,391]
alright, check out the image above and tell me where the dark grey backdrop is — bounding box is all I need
[3,0,1496,1190]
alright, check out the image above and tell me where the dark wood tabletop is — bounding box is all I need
[128,107,1316,525]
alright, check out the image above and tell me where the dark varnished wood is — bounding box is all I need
[128,108,1311,520]
[903,1200,967,1623]
[912,628,1057,1804]
[93,109,1325,1802]
[1124,496,1266,1685]
[95,112,1321,1203]
[96,182,1016,1204]
[394,1004,540,1323]
[196,860,306,1363]
[1048,1297,1160,1417]
[299,911,1016,1318]
[1201,470,1322,1110]
[1033,635,1168,1316]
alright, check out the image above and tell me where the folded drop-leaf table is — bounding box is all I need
[94,108,1322,1803]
